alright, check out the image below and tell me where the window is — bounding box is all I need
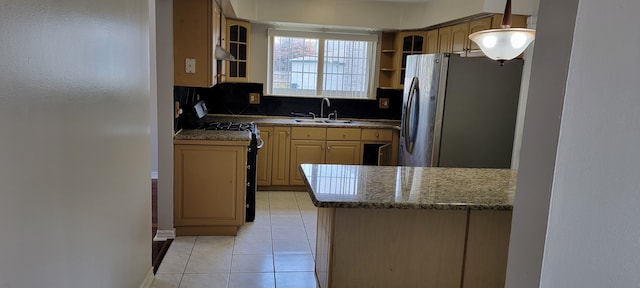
[268,29,377,99]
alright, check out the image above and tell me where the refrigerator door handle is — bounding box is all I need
[404,77,419,153]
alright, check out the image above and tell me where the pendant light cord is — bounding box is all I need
[501,0,512,28]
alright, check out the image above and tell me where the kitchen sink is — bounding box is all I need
[293,119,352,124]
[293,119,325,123]
[323,119,352,124]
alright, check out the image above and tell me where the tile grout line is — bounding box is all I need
[268,192,277,286]
[178,237,197,287]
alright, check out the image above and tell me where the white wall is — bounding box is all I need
[150,0,159,179]
[0,0,152,287]
[249,23,268,85]
[156,0,175,234]
[509,0,539,169]
[538,0,640,286]
[507,0,640,286]
[505,0,579,286]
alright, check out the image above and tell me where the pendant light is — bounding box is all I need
[468,0,535,63]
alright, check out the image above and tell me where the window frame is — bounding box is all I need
[267,28,379,100]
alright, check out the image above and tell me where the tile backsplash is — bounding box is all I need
[174,83,403,126]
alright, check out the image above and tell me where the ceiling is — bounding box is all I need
[228,0,535,30]
[342,0,432,2]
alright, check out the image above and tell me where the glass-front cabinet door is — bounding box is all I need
[397,32,427,87]
[226,19,250,82]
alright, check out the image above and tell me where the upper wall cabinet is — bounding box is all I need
[396,31,428,87]
[378,32,396,89]
[376,14,528,90]
[425,30,439,54]
[174,0,218,87]
[225,19,251,82]
[437,26,452,54]
[467,17,493,51]
[448,16,492,56]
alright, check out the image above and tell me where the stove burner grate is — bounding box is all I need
[204,121,253,131]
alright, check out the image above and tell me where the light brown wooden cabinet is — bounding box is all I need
[270,127,291,185]
[326,141,361,165]
[425,29,439,54]
[290,140,327,185]
[290,139,362,185]
[225,19,251,82]
[288,127,363,186]
[451,22,470,55]
[259,125,397,188]
[438,26,453,53]
[256,127,273,186]
[173,0,217,87]
[468,17,493,51]
[174,141,247,236]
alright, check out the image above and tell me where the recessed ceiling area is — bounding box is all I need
[228,0,535,30]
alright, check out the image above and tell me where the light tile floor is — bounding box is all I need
[151,191,318,288]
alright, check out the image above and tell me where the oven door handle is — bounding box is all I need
[256,137,264,149]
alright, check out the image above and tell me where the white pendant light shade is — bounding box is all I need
[468,28,535,61]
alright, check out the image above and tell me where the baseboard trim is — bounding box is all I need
[153,229,176,241]
[139,267,154,288]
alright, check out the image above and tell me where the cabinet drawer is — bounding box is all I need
[291,127,327,140]
[362,129,393,141]
[327,128,361,141]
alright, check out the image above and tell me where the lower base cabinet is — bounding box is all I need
[260,125,396,188]
[290,140,326,185]
[174,141,247,236]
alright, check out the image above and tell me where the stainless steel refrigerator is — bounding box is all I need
[398,53,523,168]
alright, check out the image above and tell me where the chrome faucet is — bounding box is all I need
[320,97,331,119]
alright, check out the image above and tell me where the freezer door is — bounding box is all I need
[399,54,442,167]
[436,56,523,168]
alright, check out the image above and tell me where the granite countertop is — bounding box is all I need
[205,115,401,130]
[173,129,252,142]
[174,115,399,142]
[300,164,517,210]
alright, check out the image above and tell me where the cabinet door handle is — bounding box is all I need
[376,132,380,138]
[327,146,331,150]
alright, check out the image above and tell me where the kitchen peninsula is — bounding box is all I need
[300,164,516,288]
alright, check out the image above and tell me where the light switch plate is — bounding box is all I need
[249,93,260,104]
[185,58,196,73]
[379,98,389,109]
